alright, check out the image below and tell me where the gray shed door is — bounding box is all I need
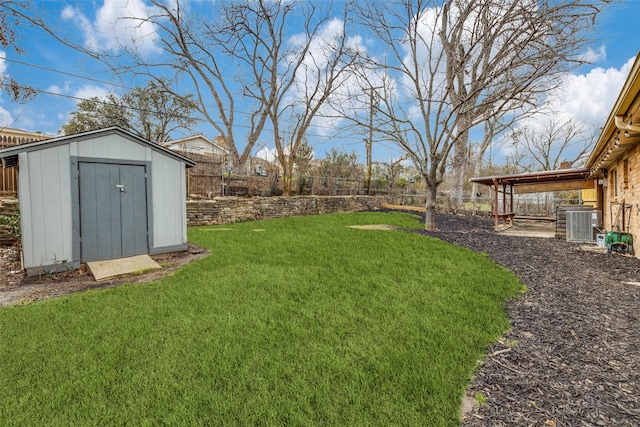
[79,162,149,262]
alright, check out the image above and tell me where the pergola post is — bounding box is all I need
[502,182,507,224]
[509,184,514,220]
[471,167,594,231]
[492,178,499,229]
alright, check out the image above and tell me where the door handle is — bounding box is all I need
[115,184,125,192]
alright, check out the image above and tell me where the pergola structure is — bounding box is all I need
[470,168,594,229]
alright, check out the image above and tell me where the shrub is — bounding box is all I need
[0,205,21,241]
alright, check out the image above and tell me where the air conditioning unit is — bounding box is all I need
[566,211,596,242]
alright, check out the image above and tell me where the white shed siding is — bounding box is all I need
[3,128,193,275]
[19,145,74,270]
[76,134,149,161]
[72,135,188,252]
[151,151,187,248]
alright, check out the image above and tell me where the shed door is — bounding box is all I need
[79,162,149,262]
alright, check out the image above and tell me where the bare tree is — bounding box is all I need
[319,147,360,195]
[507,116,594,173]
[468,109,531,207]
[373,155,408,196]
[213,0,356,195]
[442,1,604,210]
[0,0,37,103]
[63,0,272,170]
[56,0,356,187]
[349,0,604,230]
[499,116,594,215]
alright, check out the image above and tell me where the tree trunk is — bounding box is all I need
[424,183,438,231]
[449,109,473,211]
[449,143,467,211]
[281,159,296,196]
[283,174,292,196]
[469,156,484,213]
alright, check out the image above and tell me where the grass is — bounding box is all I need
[464,202,492,212]
[0,212,522,426]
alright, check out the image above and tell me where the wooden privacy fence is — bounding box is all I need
[179,151,225,197]
[1,166,17,197]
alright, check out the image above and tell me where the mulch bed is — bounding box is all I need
[410,213,640,426]
[0,244,210,306]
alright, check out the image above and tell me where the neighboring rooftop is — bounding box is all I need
[0,127,55,149]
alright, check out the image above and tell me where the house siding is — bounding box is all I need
[584,53,640,259]
[604,144,640,236]
[165,135,227,157]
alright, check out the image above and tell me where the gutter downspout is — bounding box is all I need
[614,115,640,134]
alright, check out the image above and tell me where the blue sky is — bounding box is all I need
[1,0,640,164]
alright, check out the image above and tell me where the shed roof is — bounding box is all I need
[0,127,196,168]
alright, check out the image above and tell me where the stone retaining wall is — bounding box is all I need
[187,196,387,226]
[1,196,388,245]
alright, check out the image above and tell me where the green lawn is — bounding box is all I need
[464,202,492,212]
[0,212,522,426]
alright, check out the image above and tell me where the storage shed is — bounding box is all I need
[0,127,196,276]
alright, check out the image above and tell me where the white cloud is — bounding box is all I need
[509,55,635,136]
[386,2,634,166]
[46,81,72,96]
[549,56,635,125]
[62,0,161,57]
[287,18,394,137]
[0,51,15,126]
[580,45,607,63]
[497,55,637,162]
[61,6,95,47]
[256,146,278,162]
[73,85,112,100]
[0,51,7,75]
[47,81,112,132]
[0,107,13,127]
[15,111,57,134]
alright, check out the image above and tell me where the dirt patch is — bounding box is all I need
[0,244,210,306]
[404,212,640,426]
[348,224,399,230]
